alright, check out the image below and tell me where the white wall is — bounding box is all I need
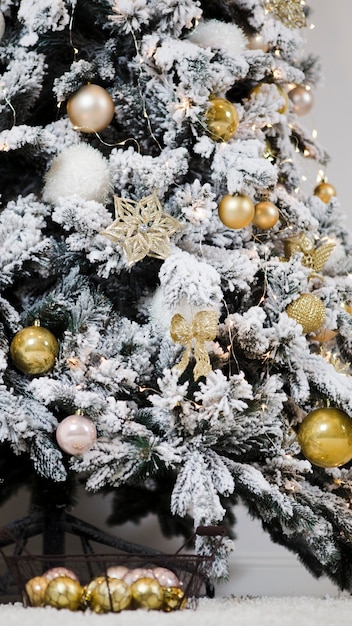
[1,3,350,600]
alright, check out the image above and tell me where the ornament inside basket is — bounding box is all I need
[0,522,226,612]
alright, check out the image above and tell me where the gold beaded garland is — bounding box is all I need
[252,201,279,229]
[298,407,352,468]
[44,576,83,611]
[67,84,115,133]
[286,293,326,334]
[313,181,336,204]
[205,96,239,142]
[10,321,59,375]
[218,194,255,229]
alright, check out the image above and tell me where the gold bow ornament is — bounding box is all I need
[170,310,218,380]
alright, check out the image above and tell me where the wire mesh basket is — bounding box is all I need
[0,525,226,612]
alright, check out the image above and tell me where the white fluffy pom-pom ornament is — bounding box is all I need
[187,19,246,56]
[43,144,111,205]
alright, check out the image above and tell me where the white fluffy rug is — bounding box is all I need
[1,596,352,626]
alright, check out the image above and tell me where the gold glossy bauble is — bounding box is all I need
[288,85,314,116]
[252,201,279,229]
[67,84,115,133]
[89,577,131,613]
[314,181,336,204]
[44,575,83,611]
[286,293,326,334]
[298,407,352,468]
[247,33,269,52]
[25,576,49,607]
[205,97,239,142]
[10,323,59,375]
[250,83,289,114]
[130,577,164,610]
[162,586,187,612]
[218,194,255,229]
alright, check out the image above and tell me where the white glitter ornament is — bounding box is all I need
[187,19,246,56]
[43,144,111,205]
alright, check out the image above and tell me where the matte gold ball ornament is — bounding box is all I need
[218,194,255,229]
[252,200,280,229]
[298,407,352,468]
[25,576,49,607]
[286,293,326,334]
[130,577,164,610]
[67,84,115,133]
[10,321,59,375]
[205,96,239,142]
[314,181,336,204]
[44,575,83,610]
[89,577,132,613]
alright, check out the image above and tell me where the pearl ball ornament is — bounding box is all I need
[56,413,97,455]
[153,567,181,588]
[218,194,255,229]
[288,85,314,116]
[43,567,79,583]
[10,323,58,375]
[123,568,156,586]
[298,407,352,468]
[67,84,115,133]
[43,144,111,205]
[314,181,336,204]
[205,97,239,142]
[252,201,279,229]
[106,565,130,579]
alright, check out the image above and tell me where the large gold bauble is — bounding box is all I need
[67,84,115,133]
[44,576,83,611]
[162,586,187,612]
[89,577,131,613]
[25,576,49,607]
[218,194,255,229]
[252,200,279,229]
[130,577,164,610]
[10,323,59,375]
[298,407,352,468]
[205,97,239,142]
[250,83,289,114]
[313,181,336,204]
[286,293,326,334]
[288,85,314,116]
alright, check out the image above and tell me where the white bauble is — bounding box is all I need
[0,11,5,41]
[187,19,246,56]
[43,144,111,204]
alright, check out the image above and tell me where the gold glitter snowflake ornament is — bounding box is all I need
[265,0,306,29]
[102,193,181,265]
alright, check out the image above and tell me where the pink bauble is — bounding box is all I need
[43,567,79,583]
[123,568,155,585]
[106,565,130,579]
[56,414,97,455]
[152,567,181,588]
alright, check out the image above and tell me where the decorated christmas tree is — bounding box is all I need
[1,0,352,599]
